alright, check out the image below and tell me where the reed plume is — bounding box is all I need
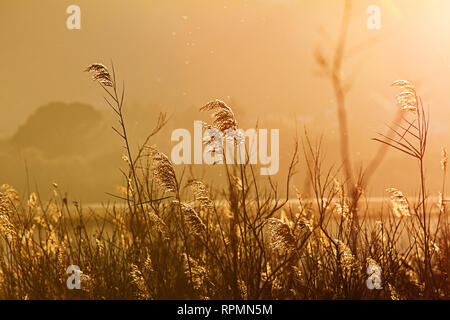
[186,179,213,209]
[335,239,356,273]
[149,147,177,194]
[333,179,352,220]
[385,188,411,218]
[441,147,448,171]
[182,254,207,291]
[392,80,418,112]
[267,217,297,253]
[84,63,113,87]
[148,211,170,239]
[200,99,238,134]
[174,201,206,236]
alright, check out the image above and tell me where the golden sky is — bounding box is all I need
[2,0,450,197]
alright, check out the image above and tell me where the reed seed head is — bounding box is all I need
[267,217,297,253]
[175,201,206,236]
[385,187,411,217]
[149,211,170,239]
[336,240,356,273]
[182,253,207,290]
[200,99,238,134]
[392,80,417,112]
[85,63,113,87]
[441,147,448,171]
[27,192,38,209]
[149,146,177,193]
[186,179,213,209]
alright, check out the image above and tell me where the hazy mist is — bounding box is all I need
[2,0,450,201]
